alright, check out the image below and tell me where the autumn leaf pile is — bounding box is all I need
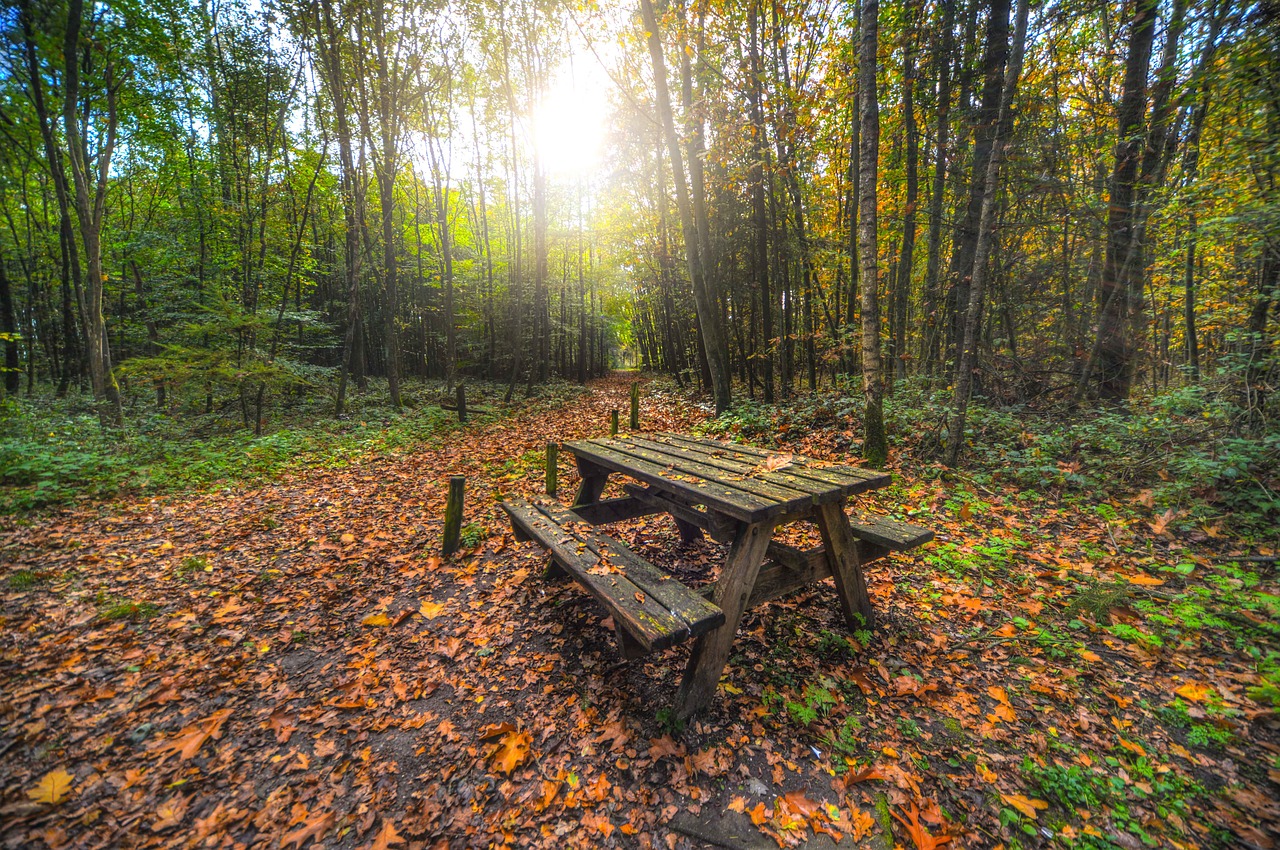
[2,375,1277,849]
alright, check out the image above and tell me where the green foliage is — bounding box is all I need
[0,382,462,512]
[6,569,39,590]
[98,597,160,622]
[1023,759,1106,810]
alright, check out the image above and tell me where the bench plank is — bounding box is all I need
[501,498,723,654]
[534,501,724,637]
[849,515,934,551]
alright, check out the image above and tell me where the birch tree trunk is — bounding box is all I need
[857,0,887,467]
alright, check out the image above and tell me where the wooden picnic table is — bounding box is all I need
[501,432,932,718]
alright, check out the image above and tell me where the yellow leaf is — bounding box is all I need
[27,769,73,805]
[882,746,898,758]
[1078,649,1101,662]
[1127,574,1164,586]
[419,600,445,619]
[1175,683,1212,702]
[1000,794,1048,819]
[720,682,742,695]
[340,533,356,545]
[363,613,391,627]
[977,764,997,783]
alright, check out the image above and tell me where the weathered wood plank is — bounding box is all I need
[501,499,691,652]
[655,432,885,491]
[813,501,875,631]
[849,515,934,551]
[621,483,740,544]
[564,439,776,522]
[535,501,724,638]
[573,456,610,507]
[602,437,817,504]
[569,496,662,526]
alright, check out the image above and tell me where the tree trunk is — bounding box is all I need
[946,0,1029,466]
[640,0,732,413]
[748,0,774,403]
[1093,0,1158,401]
[62,0,122,426]
[857,0,887,468]
[922,0,956,376]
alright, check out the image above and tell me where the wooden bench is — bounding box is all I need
[500,498,725,659]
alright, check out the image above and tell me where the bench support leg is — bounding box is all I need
[615,625,647,660]
[543,555,568,580]
[675,518,777,720]
[813,501,876,632]
[673,517,704,544]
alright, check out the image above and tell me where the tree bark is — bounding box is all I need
[946,0,1029,466]
[62,0,123,426]
[640,0,732,413]
[857,0,887,468]
[1093,0,1158,401]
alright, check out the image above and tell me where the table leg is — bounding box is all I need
[573,457,610,506]
[675,518,777,719]
[813,501,875,631]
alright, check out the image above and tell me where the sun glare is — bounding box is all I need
[533,72,608,180]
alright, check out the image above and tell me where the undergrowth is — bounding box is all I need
[0,376,585,513]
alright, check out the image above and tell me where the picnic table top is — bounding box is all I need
[562,432,891,524]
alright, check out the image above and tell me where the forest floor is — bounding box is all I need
[1,373,1277,850]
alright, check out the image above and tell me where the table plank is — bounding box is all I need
[629,434,888,500]
[563,439,782,522]
[596,437,818,507]
[654,433,891,494]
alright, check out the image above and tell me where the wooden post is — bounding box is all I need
[442,476,465,556]
[630,382,640,430]
[610,410,619,436]
[456,384,467,423]
[545,442,558,496]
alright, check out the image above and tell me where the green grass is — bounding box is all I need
[0,376,565,513]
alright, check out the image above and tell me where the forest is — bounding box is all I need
[1,0,1279,848]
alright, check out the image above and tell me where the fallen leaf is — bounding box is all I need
[340,533,356,545]
[1000,794,1048,819]
[362,613,391,627]
[27,769,73,806]
[892,802,952,849]
[153,709,232,761]
[1126,574,1164,586]
[1175,683,1212,702]
[419,600,445,619]
[488,728,531,774]
[282,811,335,849]
[369,820,404,850]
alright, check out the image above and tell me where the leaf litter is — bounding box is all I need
[0,374,1276,849]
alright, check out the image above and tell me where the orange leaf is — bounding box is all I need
[26,769,73,805]
[1175,683,1212,702]
[153,708,232,761]
[418,600,445,619]
[370,820,405,850]
[489,729,532,775]
[892,802,952,849]
[1118,738,1146,757]
[748,802,771,826]
[1000,794,1048,819]
[282,811,335,849]
[1126,574,1165,586]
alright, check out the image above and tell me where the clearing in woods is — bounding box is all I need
[1,375,1277,849]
